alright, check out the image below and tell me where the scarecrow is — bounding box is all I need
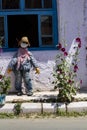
[7,36,40,96]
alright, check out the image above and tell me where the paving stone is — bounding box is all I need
[0,92,87,114]
[67,101,87,112]
[0,103,15,113]
[21,103,41,113]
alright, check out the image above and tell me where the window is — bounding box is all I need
[41,16,53,46]
[44,0,52,8]
[25,0,52,9]
[0,0,58,49]
[0,17,5,47]
[2,0,20,9]
[7,15,38,48]
[7,14,54,48]
[25,0,42,9]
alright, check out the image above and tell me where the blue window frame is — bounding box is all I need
[0,0,58,51]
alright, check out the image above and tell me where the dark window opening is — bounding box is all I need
[2,0,20,9]
[0,17,5,47]
[44,0,52,8]
[7,15,38,48]
[25,0,42,9]
[41,16,52,35]
[41,15,53,46]
[42,37,53,45]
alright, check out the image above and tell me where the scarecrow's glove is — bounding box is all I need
[7,68,12,74]
[35,68,40,74]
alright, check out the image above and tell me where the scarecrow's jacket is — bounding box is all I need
[8,51,38,71]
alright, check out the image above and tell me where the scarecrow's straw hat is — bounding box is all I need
[18,36,30,46]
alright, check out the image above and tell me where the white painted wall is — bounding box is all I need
[57,0,87,89]
[0,51,57,92]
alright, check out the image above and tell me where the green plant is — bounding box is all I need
[0,67,11,95]
[13,103,22,115]
[52,38,82,104]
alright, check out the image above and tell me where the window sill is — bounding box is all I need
[3,47,57,52]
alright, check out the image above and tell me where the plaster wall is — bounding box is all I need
[0,51,57,92]
[57,0,87,89]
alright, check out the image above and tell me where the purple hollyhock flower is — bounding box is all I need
[76,37,81,48]
[56,43,62,49]
[78,42,81,48]
[76,37,81,42]
[0,74,2,79]
[64,51,68,56]
[74,65,78,72]
[74,65,78,69]
[61,48,65,52]
[68,80,72,84]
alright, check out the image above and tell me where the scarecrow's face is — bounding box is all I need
[20,42,28,48]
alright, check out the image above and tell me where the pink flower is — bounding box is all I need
[0,74,2,79]
[61,48,65,52]
[56,43,62,49]
[78,42,81,48]
[74,65,78,72]
[76,37,81,48]
[74,65,78,69]
[64,51,68,56]
[76,37,81,42]
[68,80,72,84]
